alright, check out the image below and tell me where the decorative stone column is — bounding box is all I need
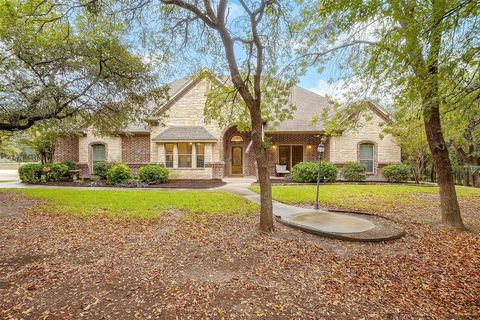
[192,143,197,169]
[173,144,178,169]
[157,143,165,166]
[205,143,213,163]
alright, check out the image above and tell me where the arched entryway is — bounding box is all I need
[222,126,256,177]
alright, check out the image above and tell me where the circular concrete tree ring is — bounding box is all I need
[283,211,375,234]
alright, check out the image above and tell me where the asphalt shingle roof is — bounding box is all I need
[265,86,330,132]
[152,126,217,141]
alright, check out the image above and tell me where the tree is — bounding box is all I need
[124,0,298,232]
[300,0,479,229]
[19,125,58,164]
[0,0,166,132]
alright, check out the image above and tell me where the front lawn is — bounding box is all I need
[6,188,259,219]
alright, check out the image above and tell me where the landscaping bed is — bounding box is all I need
[30,178,226,189]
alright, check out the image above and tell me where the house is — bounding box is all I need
[53,73,401,180]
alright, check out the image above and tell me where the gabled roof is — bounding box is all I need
[152,126,217,142]
[151,71,391,133]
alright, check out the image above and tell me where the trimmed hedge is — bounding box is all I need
[18,163,44,183]
[382,163,410,182]
[138,165,170,184]
[93,161,114,180]
[19,162,72,183]
[343,162,366,181]
[106,163,132,185]
[44,163,69,182]
[292,161,337,183]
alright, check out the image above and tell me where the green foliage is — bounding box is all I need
[292,161,337,183]
[106,163,132,185]
[13,189,259,219]
[138,165,170,184]
[19,125,58,164]
[61,160,79,171]
[343,162,366,181]
[0,0,167,131]
[18,163,43,183]
[93,161,114,180]
[249,185,480,210]
[44,163,69,182]
[382,164,411,183]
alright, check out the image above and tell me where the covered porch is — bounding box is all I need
[222,126,329,178]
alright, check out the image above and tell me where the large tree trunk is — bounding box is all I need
[423,105,464,229]
[250,107,274,232]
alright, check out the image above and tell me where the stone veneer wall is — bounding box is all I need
[53,136,79,162]
[328,110,401,179]
[150,78,223,164]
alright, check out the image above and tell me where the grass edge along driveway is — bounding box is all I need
[2,188,259,219]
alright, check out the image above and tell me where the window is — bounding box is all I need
[196,143,205,168]
[278,145,303,170]
[359,143,374,173]
[231,135,243,142]
[178,142,192,168]
[165,143,174,168]
[92,144,106,165]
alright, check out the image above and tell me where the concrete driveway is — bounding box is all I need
[0,169,19,181]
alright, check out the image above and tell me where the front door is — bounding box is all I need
[231,146,243,175]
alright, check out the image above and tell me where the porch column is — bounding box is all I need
[192,143,197,168]
[173,144,178,168]
[205,143,213,163]
[157,143,165,165]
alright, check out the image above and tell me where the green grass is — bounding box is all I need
[4,188,259,219]
[250,184,480,211]
[0,180,14,183]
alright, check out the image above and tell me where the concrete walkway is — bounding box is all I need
[0,176,396,238]
[219,178,375,234]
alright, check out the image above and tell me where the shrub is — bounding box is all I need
[61,160,79,179]
[382,163,410,182]
[138,165,170,184]
[61,160,79,171]
[93,161,114,180]
[18,163,43,183]
[343,162,367,181]
[44,163,69,181]
[292,161,337,183]
[106,163,132,185]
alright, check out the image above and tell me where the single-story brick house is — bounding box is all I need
[53,74,401,180]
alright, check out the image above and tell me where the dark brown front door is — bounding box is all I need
[231,146,243,175]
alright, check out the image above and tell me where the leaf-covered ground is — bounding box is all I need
[1,186,480,319]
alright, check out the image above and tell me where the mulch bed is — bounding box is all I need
[0,192,479,319]
[32,179,226,189]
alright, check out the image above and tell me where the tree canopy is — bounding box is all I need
[0,0,166,132]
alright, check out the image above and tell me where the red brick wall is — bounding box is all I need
[53,136,79,162]
[222,126,257,176]
[266,133,329,176]
[121,135,150,164]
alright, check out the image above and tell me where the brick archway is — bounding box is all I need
[222,126,256,177]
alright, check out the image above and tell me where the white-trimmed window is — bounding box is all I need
[196,143,205,168]
[359,143,374,173]
[178,142,192,168]
[165,143,174,168]
[92,144,106,165]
